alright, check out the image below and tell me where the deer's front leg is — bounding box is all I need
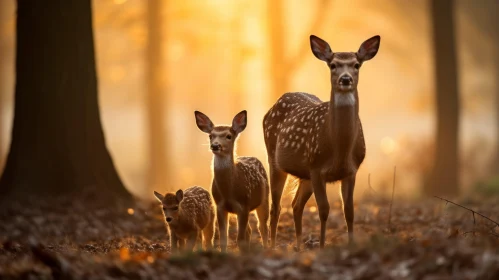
[170,233,179,253]
[186,231,198,251]
[341,174,356,245]
[311,170,329,249]
[217,205,229,252]
[237,211,250,252]
[178,238,186,251]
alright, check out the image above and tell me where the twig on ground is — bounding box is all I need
[388,166,396,226]
[368,174,378,194]
[433,196,499,228]
[362,173,378,199]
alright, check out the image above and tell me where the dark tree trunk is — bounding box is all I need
[0,1,7,170]
[0,0,131,200]
[146,0,169,190]
[427,0,460,196]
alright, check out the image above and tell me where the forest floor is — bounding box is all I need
[0,191,498,280]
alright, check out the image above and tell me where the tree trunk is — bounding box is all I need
[0,0,131,200]
[427,0,460,196]
[146,0,169,191]
[494,3,499,175]
[267,0,290,101]
[0,1,7,170]
[267,0,332,101]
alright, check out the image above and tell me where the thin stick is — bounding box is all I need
[388,166,396,226]
[368,173,378,194]
[433,196,499,228]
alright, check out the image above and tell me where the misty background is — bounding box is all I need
[0,0,497,200]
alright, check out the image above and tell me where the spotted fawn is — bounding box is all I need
[195,110,269,252]
[154,186,215,252]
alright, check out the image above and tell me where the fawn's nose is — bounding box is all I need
[210,143,221,151]
[166,217,172,222]
[339,75,353,85]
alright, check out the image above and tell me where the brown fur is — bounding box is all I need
[263,35,380,249]
[154,186,215,252]
[195,110,270,252]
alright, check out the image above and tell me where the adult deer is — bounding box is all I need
[263,35,380,249]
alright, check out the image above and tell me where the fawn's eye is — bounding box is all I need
[162,207,166,211]
[173,206,178,211]
[354,63,360,70]
[330,64,336,70]
[226,135,232,140]
[209,135,213,140]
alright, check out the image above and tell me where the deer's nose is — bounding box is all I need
[340,76,353,85]
[166,217,172,222]
[210,143,221,151]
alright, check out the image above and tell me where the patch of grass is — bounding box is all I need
[476,175,499,196]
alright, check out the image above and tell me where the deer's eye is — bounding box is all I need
[354,63,360,70]
[209,135,213,140]
[162,207,166,211]
[330,64,337,70]
[226,135,232,140]
[172,206,178,211]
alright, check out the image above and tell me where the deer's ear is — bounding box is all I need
[194,111,214,133]
[310,35,333,62]
[153,191,164,202]
[175,189,184,202]
[357,35,380,62]
[232,110,247,134]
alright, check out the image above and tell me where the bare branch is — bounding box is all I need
[368,173,378,194]
[388,166,396,226]
[433,196,499,228]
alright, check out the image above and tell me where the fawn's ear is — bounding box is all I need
[232,110,247,134]
[310,35,333,62]
[194,111,214,133]
[357,35,380,62]
[153,191,164,202]
[175,189,184,202]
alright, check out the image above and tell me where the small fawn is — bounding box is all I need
[263,35,380,249]
[154,186,215,252]
[195,110,270,252]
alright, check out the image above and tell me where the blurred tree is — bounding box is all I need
[0,0,131,201]
[146,0,169,190]
[493,3,499,175]
[268,0,332,100]
[0,1,7,170]
[426,0,460,196]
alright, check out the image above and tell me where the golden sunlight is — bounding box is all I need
[380,137,398,155]
[113,0,127,5]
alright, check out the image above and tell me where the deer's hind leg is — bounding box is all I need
[246,222,252,245]
[255,197,270,248]
[269,165,287,248]
[291,179,313,251]
[202,211,215,250]
[311,170,329,249]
